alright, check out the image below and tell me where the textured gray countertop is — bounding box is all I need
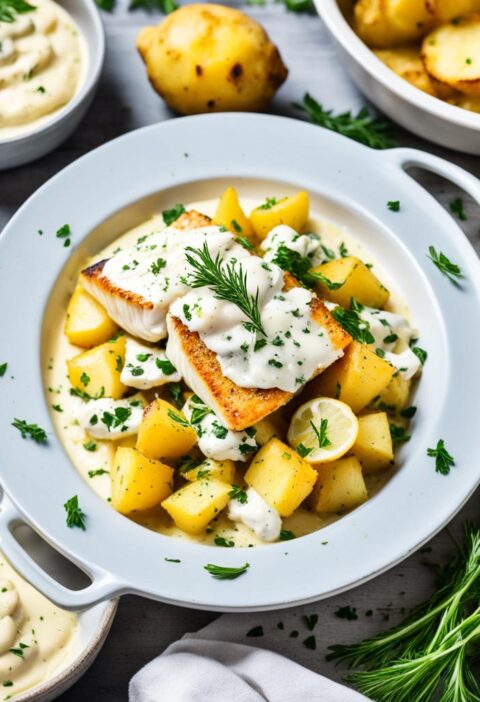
[0,2,478,700]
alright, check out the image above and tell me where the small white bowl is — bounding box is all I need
[315,0,480,154]
[0,0,105,170]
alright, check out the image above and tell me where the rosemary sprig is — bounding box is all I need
[294,94,395,150]
[185,242,265,335]
[0,0,35,22]
[328,525,480,702]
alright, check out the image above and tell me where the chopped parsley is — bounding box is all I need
[0,0,35,22]
[211,421,228,439]
[387,200,400,212]
[51,404,63,412]
[88,468,109,478]
[155,358,177,375]
[204,562,249,580]
[257,196,282,210]
[80,372,90,387]
[280,529,295,541]
[389,424,411,445]
[162,204,185,226]
[400,406,417,419]
[332,299,375,344]
[427,439,455,476]
[168,382,184,408]
[449,197,466,221]
[167,409,190,428]
[150,258,167,275]
[411,346,427,365]
[235,235,255,252]
[56,223,71,247]
[427,246,464,285]
[8,643,29,658]
[101,407,132,431]
[0,362,7,377]
[297,443,313,458]
[64,495,86,530]
[83,441,97,452]
[165,557,181,563]
[214,536,235,548]
[229,485,248,503]
[12,419,47,444]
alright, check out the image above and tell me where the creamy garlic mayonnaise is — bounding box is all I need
[0,0,85,140]
[0,554,77,697]
[45,197,406,547]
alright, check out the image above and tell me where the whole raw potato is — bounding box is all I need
[136,3,288,114]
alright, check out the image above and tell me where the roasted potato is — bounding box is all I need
[374,45,437,94]
[353,0,433,48]
[136,4,288,115]
[422,16,480,96]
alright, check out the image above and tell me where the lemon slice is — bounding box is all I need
[287,397,359,463]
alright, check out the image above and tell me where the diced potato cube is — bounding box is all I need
[309,341,396,414]
[311,256,389,309]
[65,286,119,348]
[213,186,255,239]
[253,413,286,446]
[162,478,231,535]
[67,336,127,399]
[310,456,368,513]
[136,399,197,460]
[375,375,412,413]
[111,447,174,514]
[352,412,394,473]
[249,191,309,240]
[245,438,317,516]
[182,458,236,483]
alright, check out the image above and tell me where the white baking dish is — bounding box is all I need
[0,114,479,612]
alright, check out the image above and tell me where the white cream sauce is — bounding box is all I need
[0,0,85,140]
[45,196,416,547]
[75,394,145,441]
[182,394,257,462]
[228,488,281,542]
[120,337,181,390]
[0,556,77,697]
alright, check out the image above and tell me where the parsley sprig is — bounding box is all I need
[64,495,86,530]
[229,485,248,504]
[332,299,375,345]
[427,246,464,286]
[295,94,395,150]
[427,439,455,476]
[204,563,250,580]
[272,244,341,290]
[12,419,47,444]
[185,242,265,335]
[0,0,35,22]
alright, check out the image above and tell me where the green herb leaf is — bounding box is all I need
[389,424,411,445]
[387,200,400,212]
[150,258,166,275]
[64,495,86,530]
[427,439,455,476]
[155,358,177,375]
[129,0,177,13]
[235,235,255,252]
[162,204,185,226]
[427,246,464,286]
[295,94,395,149]
[0,362,7,377]
[449,197,467,221]
[0,0,35,23]
[88,468,109,478]
[310,418,332,448]
[204,562,250,580]
[12,419,47,444]
[229,485,248,504]
[168,382,184,408]
[297,443,313,458]
[280,529,295,541]
[80,372,90,387]
[214,536,235,548]
[167,409,190,428]
[411,346,427,365]
[95,0,115,10]
[185,242,265,335]
[332,300,375,345]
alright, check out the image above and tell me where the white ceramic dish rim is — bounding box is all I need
[0,114,479,613]
[0,0,105,145]
[317,0,480,131]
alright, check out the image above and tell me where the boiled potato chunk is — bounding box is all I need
[136,399,197,460]
[136,4,288,115]
[375,374,412,412]
[308,341,396,414]
[352,412,394,473]
[250,192,309,241]
[310,457,368,513]
[65,286,119,349]
[253,413,286,446]
[67,336,126,399]
[422,17,480,96]
[111,447,174,514]
[245,438,317,516]
[213,187,255,239]
[432,0,480,22]
[353,0,431,48]
[161,478,231,535]
[312,256,390,309]
[374,46,437,95]
[182,458,236,483]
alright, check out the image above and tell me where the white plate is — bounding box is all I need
[316,0,480,154]
[0,114,479,612]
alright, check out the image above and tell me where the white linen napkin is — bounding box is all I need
[129,635,369,701]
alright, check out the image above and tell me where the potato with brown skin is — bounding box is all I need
[136,4,288,115]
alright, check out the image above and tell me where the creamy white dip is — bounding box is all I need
[228,488,281,542]
[120,336,181,390]
[0,0,85,140]
[0,555,77,697]
[76,394,145,440]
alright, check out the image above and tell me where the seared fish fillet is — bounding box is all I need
[80,211,213,342]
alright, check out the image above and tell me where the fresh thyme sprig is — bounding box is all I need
[185,242,265,335]
[294,94,395,150]
[428,246,464,286]
[327,525,480,702]
[0,0,35,22]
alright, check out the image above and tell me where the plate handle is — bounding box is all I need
[385,147,480,205]
[0,493,124,610]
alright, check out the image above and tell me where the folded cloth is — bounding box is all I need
[129,637,369,702]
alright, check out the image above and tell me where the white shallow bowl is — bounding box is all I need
[1,503,116,702]
[0,0,104,170]
[0,114,479,613]
[316,0,480,154]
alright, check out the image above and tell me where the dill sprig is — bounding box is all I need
[185,242,265,335]
[294,94,395,150]
[0,0,35,22]
[327,525,480,702]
